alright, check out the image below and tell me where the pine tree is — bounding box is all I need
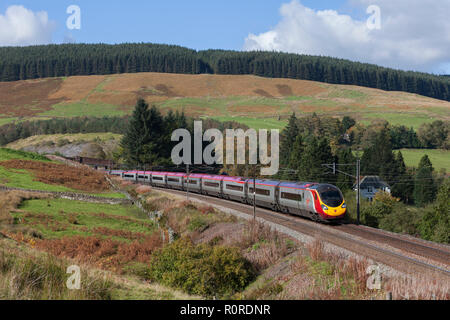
[120,99,160,166]
[336,148,356,191]
[413,155,437,206]
[286,134,304,181]
[297,136,332,182]
[391,151,414,203]
[280,113,299,167]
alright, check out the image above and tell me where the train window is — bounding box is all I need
[153,177,163,181]
[249,188,270,196]
[189,180,197,185]
[226,184,244,192]
[124,174,134,178]
[317,185,343,207]
[281,192,302,201]
[204,181,220,188]
[138,175,145,179]
[168,178,180,183]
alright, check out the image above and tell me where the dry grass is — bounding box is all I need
[0,190,51,225]
[48,75,106,102]
[33,233,164,273]
[0,78,63,117]
[0,160,110,192]
[0,241,114,300]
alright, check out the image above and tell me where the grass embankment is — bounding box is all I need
[6,133,122,150]
[0,148,125,198]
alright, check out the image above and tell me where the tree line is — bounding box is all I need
[279,113,445,207]
[0,43,449,101]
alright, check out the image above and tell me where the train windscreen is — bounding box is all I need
[317,185,343,207]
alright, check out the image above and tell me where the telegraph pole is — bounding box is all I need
[253,172,256,221]
[356,159,361,225]
[186,164,190,201]
[322,159,362,225]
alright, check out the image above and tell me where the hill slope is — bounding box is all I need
[1,43,449,101]
[0,72,449,129]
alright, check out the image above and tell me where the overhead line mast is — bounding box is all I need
[322,160,361,225]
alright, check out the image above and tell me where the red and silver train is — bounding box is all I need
[110,170,347,222]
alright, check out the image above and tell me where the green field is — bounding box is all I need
[13,199,154,240]
[0,148,50,162]
[362,113,437,129]
[209,116,288,130]
[39,102,127,118]
[397,149,450,172]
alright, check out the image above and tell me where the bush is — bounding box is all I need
[378,206,421,235]
[0,250,113,300]
[360,192,399,227]
[418,179,450,244]
[149,239,256,297]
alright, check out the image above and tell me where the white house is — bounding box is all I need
[354,176,391,202]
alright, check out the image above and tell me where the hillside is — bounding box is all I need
[6,133,121,159]
[1,44,449,101]
[1,72,449,130]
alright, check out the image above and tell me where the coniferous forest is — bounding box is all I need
[0,43,449,101]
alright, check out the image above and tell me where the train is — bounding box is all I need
[109,170,347,222]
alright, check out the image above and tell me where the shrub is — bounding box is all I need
[418,179,450,244]
[149,239,256,297]
[0,250,113,300]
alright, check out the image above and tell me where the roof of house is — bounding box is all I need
[355,176,390,189]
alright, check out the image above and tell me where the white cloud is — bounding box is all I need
[244,0,450,73]
[0,5,55,46]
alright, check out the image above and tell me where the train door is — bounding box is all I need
[274,186,280,210]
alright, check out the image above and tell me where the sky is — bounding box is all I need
[0,0,449,74]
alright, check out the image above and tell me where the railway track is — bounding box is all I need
[154,187,450,279]
[335,224,450,266]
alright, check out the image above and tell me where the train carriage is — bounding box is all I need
[183,173,204,193]
[222,176,247,202]
[109,170,124,177]
[123,171,138,181]
[166,172,185,190]
[201,175,224,197]
[246,179,280,210]
[137,171,151,183]
[151,172,167,188]
[278,182,316,218]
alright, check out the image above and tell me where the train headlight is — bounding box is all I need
[342,203,347,209]
[321,205,329,211]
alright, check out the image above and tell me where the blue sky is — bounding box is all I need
[0,0,449,73]
[0,0,351,49]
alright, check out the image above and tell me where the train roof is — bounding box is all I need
[223,176,247,182]
[279,181,318,189]
[201,174,227,181]
[246,179,281,186]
